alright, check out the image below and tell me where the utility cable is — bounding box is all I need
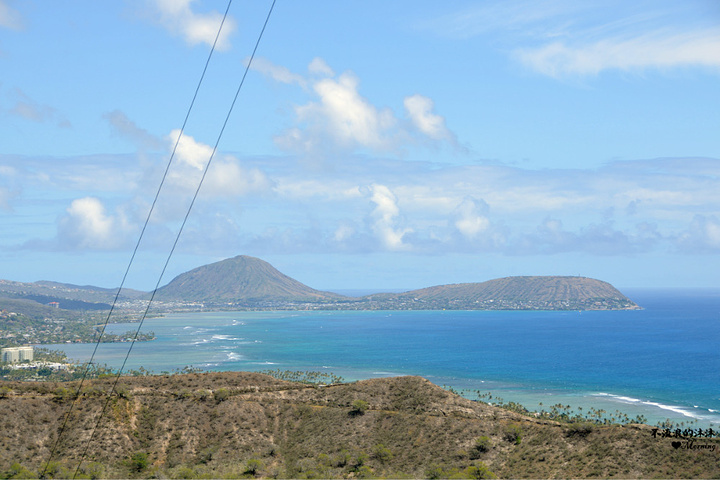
[71,0,277,477]
[40,1,235,478]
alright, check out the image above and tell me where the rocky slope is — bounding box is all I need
[0,373,716,478]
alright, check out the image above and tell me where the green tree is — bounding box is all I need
[0,386,11,398]
[372,444,393,463]
[350,399,369,416]
[84,462,105,480]
[115,384,132,399]
[194,389,211,401]
[213,388,230,403]
[334,449,352,467]
[174,466,196,479]
[128,452,150,473]
[470,436,492,458]
[53,386,75,402]
[353,453,368,469]
[503,424,522,445]
[566,422,594,437]
[4,463,35,479]
[465,462,497,479]
[426,465,446,479]
[245,459,263,476]
[355,465,374,478]
[40,461,72,479]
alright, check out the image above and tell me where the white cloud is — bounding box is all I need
[333,223,356,243]
[293,72,398,152]
[205,159,273,197]
[419,0,586,40]
[169,129,213,170]
[676,215,720,253]
[308,57,334,77]
[517,29,720,77]
[0,0,22,30]
[404,94,453,141]
[273,127,314,153]
[246,156,717,256]
[274,178,362,202]
[166,130,273,196]
[422,2,720,78]
[6,147,717,260]
[256,58,457,155]
[57,197,134,250]
[150,0,236,49]
[368,184,412,250]
[250,57,306,86]
[454,197,490,238]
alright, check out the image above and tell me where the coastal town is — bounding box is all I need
[0,302,155,381]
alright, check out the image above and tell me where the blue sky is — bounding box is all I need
[1,0,719,292]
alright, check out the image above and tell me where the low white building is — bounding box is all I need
[1,346,34,363]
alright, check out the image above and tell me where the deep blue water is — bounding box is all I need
[44,288,720,428]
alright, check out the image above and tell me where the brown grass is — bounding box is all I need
[0,372,717,478]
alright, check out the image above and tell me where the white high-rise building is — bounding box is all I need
[18,346,33,362]
[1,348,19,363]
[1,346,33,363]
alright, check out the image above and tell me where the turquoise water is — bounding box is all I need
[44,289,720,428]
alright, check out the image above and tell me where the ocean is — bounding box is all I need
[43,288,720,429]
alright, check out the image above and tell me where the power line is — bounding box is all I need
[69,0,277,477]
[40,1,237,478]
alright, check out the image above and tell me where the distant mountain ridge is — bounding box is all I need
[0,255,639,311]
[150,256,638,310]
[0,279,131,312]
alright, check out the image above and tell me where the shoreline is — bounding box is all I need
[27,337,720,430]
[263,365,720,430]
[36,302,720,430]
